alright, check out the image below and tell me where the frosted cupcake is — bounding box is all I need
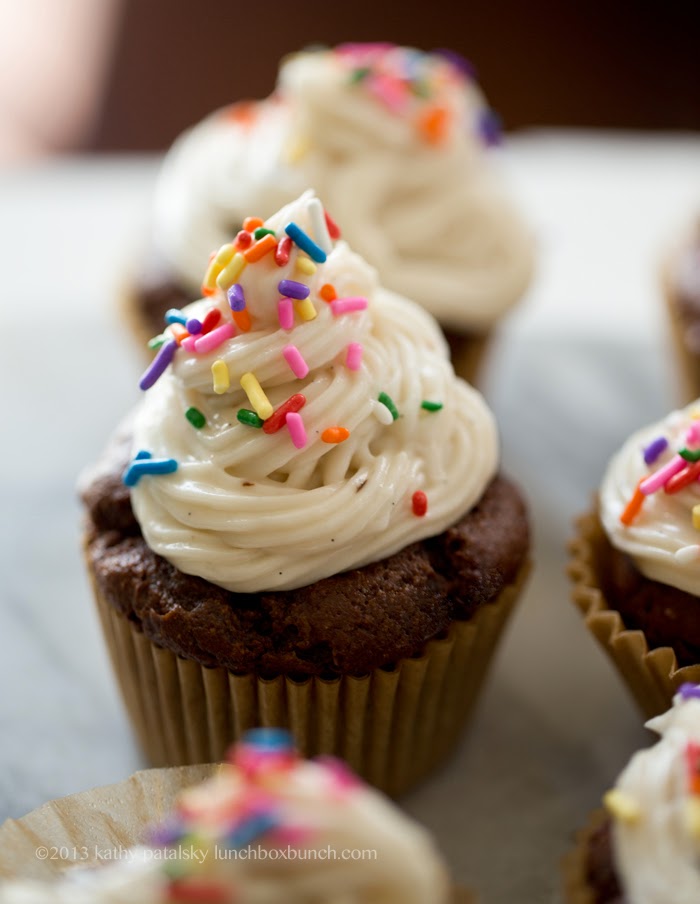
[564,684,700,903]
[0,729,472,903]
[570,401,700,717]
[83,192,530,794]
[664,217,700,402]
[126,43,533,381]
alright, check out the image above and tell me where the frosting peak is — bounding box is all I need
[130,192,498,593]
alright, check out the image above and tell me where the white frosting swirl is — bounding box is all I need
[610,693,700,904]
[599,402,700,595]
[0,754,449,904]
[152,45,533,331]
[132,192,498,593]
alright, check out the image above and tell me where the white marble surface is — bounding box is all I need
[1,131,699,902]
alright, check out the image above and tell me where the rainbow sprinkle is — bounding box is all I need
[240,372,273,420]
[286,411,307,449]
[123,451,178,486]
[284,222,327,263]
[185,407,206,429]
[282,344,309,379]
[378,391,399,421]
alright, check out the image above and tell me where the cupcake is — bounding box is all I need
[83,192,530,794]
[126,43,533,382]
[569,401,700,718]
[664,217,700,402]
[0,729,473,902]
[563,683,700,903]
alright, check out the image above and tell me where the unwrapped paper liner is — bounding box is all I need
[86,543,529,797]
[561,808,609,904]
[0,766,476,902]
[568,508,700,719]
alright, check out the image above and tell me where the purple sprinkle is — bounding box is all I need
[149,818,186,847]
[139,339,177,391]
[186,317,202,335]
[478,108,502,147]
[679,682,700,701]
[643,436,668,466]
[227,283,246,312]
[278,279,310,300]
[433,48,476,79]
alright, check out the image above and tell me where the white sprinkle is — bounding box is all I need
[307,197,332,253]
[371,399,394,426]
[675,545,700,563]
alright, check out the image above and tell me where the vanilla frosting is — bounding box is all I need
[152,44,533,331]
[0,731,449,904]
[600,402,700,595]
[130,192,498,593]
[607,688,700,904]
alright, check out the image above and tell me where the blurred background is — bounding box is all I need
[1,0,699,163]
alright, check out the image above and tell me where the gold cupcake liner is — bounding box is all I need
[560,808,609,904]
[662,253,700,404]
[0,765,474,901]
[569,509,700,718]
[87,550,529,797]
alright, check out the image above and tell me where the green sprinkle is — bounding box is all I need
[253,227,276,240]
[349,66,371,84]
[421,400,443,412]
[237,408,264,428]
[378,392,399,421]
[410,80,432,99]
[148,334,166,350]
[185,407,206,429]
[679,447,700,462]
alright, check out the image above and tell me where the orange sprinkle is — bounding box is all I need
[319,283,337,303]
[169,323,190,345]
[223,101,256,126]
[620,480,645,526]
[243,216,264,232]
[418,105,450,144]
[201,284,217,297]
[321,426,350,444]
[243,233,277,263]
[232,308,251,332]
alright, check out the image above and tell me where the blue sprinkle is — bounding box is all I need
[284,222,327,263]
[186,317,202,335]
[139,339,177,391]
[278,279,310,300]
[123,457,178,487]
[643,436,668,466]
[478,108,502,147]
[227,283,246,312]
[242,727,295,751]
[226,813,279,850]
[165,309,187,326]
[134,450,152,461]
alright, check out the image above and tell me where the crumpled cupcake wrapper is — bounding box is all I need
[560,808,609,904]
[87,549,529,797]
[568,508,700,719]
[0,765,475,901]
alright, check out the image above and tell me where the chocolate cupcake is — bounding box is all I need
[124,43,534,382]
[563,684,700,903]
[85,192,530,794]
[664,218,700,402]
[569,402,700,718]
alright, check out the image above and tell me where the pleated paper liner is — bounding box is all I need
[662,249,700,405]
[87,547,529,797]
[561,809,609,904]
[569,509,700,719]
[0,766,475,902]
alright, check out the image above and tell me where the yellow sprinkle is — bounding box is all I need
[213,243,235,268]
[240,372,273,420]
[295,256,317,276]
[216,252,247,291]
[603,789,641,824]
[294,297,317,322]
[693,505,700,530]
[211,359,230,394]
[686,798,700,839]
[202,259,222,292]
[284,132,310,164]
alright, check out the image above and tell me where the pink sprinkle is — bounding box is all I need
[367,73,408,112]
[639,455,684,495]
[181,336,197,353]
[271,825,314,846]
[278,297,294,330]
[330,297,368,317]
[193,322,235,354]
[345,342,363,371]
[285,411,307,449]
[688,422,700,445]
[282,344,309,379]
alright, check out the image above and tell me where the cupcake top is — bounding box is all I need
[152,43,533,330]
[603,684,700,904]
[129,191,498,593]
[0,730,450,903]
[600,401,700,594]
